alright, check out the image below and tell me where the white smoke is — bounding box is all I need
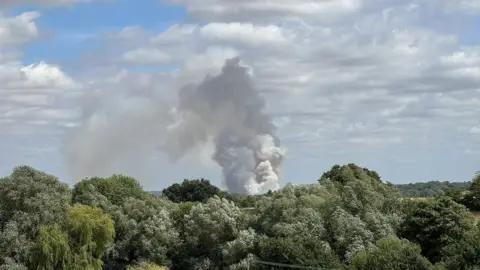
[65,57,286,195]
[213,133,285,194]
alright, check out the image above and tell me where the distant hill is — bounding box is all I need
[394,181,471,198]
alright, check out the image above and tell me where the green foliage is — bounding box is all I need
[0,165,71,230]
[112,195,179,266]
[256,234,341,268]
[126,262,168,270]
[1,164,480,269]
[399,197,475,263]
[0,166,71,266]
[171,201,199,231]
[460,174,480,211]
[67,204,114,265]
[319,163,382,185]
[0,258,27,270]
[29,224,70,269]
[178,196,247,268]
[29,205,114,270]
[247,164,403,269]
[396,181,470,198]
[162,178,221,203]
[319,163,402,215]
[349,235,433,270]
[328,207,374,260]
[440,223,480,269]
[71,174,179,269]
[72,174,145,206]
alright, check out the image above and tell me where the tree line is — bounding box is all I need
[1,163,480,269]
[395,181,470,198]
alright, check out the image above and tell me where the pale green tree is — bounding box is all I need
[328,207,374,261]
[349,235,433,270]
[111,196,179,266]
[72,174,145,206]
[0,166,71,267]
[174,196,250,269]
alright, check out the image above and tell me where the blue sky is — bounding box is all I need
[1,0,480,193]
[17,1,185,64]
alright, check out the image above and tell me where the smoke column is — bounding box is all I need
[66,57,286,195]
[166,58,285,194]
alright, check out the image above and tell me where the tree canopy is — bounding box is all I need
[0,163,479,269]
[161,178,221,203]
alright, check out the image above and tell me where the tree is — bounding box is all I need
[67,204,114,269]
[248,165,402,265]
[0,166,71,266]
[70,175,180,270]
[126,262,168,270]
[348,235,433,270]
[29,224,70,269]
[255,235,341,269]
[5,162,480,269]
[29,205,114,270]
[72,174,145,206]
[162,178,221,203]
[399,197,475,263]
[440,224,480,269]
[173,196,249,269]
[461,174,480,210]
[319,164,382,185]
[106,195,180,268]
[327,207,374,260]
[318,164,402,215]
[395,181,470,198]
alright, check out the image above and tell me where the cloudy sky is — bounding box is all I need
[1,0,480,190]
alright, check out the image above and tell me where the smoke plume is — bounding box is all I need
[65,57,286,195]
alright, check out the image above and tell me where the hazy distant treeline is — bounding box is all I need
[395,181,471,198]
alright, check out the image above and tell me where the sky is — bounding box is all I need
[1,0,480,191]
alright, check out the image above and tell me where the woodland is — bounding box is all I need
[1,163,480,269]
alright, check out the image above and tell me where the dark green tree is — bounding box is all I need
[162,178,221,203]
[461,173,480,210]
[319,163,382,185]
[399,197,475,263]
[440,223,480,269]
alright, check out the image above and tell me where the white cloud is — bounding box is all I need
[0,9,80,136]
[122,48,172,65]
[101,0,479,168]
[167,0,362,22]
[150,24,198,45]
[200,23,290,46]
[470,126,480,135]
[0,11,41,46]
[2,0,480,184]
[0,61,77,90]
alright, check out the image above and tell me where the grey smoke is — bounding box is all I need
[166,58,286,194]
[65,57,286,194]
